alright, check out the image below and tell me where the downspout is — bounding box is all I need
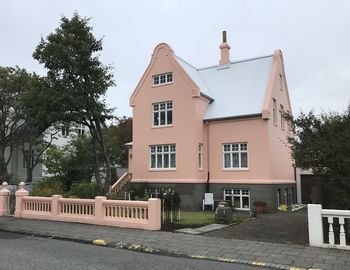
[206,121,210,193]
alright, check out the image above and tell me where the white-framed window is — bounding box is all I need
[198,143,203,169]
[224,189,250,210]
[153,72,173,86]
[280,105,285,130]
[23,150,34,169]
[273,98,277,125]
[149,144,176,169]
[62,124,69,136]
[153,101,173,126]
[223,143,248,169]
[75,124,85,136]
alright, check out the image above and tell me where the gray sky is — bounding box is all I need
[1,0,349,117]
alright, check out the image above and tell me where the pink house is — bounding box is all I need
[127,32,295,212]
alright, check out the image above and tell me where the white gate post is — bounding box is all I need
[0,182,10,216]
[308,204,324,247]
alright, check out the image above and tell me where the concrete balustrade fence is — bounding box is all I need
[0,182,161,231]
[308,204,350,250]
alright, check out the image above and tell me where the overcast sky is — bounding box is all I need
[1,0,349,118]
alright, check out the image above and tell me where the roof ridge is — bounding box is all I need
[174,55,199,70]
[198,54,274,71]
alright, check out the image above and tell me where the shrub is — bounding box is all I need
[32,177,64,197]
[68,183,99,199]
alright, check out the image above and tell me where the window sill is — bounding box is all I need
[148,169,176,172]
[152,125,173,129]
[152,82,173,88]
[222,168,250,172]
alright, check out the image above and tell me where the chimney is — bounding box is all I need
[219,31,231,66]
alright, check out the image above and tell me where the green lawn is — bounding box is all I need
[176,211,251,226]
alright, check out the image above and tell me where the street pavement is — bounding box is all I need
[0,217,349,270]
[0,231,268,270]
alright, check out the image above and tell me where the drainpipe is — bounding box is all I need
[206,121,210,193]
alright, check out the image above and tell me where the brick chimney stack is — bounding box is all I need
[219,31,231,66]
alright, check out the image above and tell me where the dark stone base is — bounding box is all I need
[129,182,296,213]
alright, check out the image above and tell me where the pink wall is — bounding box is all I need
[130,43,209,183]
[208,117,270,183]
[264,50,294,182]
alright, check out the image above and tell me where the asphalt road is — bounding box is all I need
[0,231,270,270]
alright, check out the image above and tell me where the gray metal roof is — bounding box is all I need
[175,55,273,120]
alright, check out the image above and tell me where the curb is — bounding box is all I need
[0,228,321,270]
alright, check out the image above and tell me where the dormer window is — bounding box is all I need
[153,72,173,86]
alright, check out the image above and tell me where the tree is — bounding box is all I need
[33,13,115,190]
[44,135,94,191]
[288,105,350,209]
[104,117,132,168]
[0,66,30,180]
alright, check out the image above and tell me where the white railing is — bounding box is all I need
[308,204,350,250]
[1,182,161,231]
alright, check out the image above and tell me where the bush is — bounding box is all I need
[32,177,64,197]
[68,183,99,199]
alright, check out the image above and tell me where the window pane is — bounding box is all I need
[224,153,231,168]
[241,152,248,168]
[167,110,172,124]
[233,196,241,208]
[157,146,162,152]
[153,112,159,126]
[170,144,176,152]
[223,144,230,152]
[232,153,239,167]
[157,154,162,168]
[166,102,172,109]
[160,111,166,125]
[170,153,176,168]
[150,146,156,153]
[232,144,239,151]
[153,76,159,85]
[153,104,159,111]
[240,143,247,151]
[160,75,166,84]
[160,103,165,110]
[164,154,169,168]
[151,154,156,168]
[163,145,169,152]
[167,73,172,82]
[242,197,250,209]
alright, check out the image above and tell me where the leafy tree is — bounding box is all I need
[44,135,94,191]
[104,117,132,168]
[288,105,350,209]
[0,66,30,181]
[33,13,115,191]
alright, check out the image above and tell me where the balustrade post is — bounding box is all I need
[339,217,346,246]
[95,196,107,221]
[147,198,161,230]
[0,182,10,216]
[328,216,335,245]
[307,204,324,247]
[52,195,63,218]
[14,182,29,218]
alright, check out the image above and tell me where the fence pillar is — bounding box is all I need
[148,198,161,230]
[14,182,29,218]
[0,182,10,216]
[308,204,324,247]
[52,195,63,217]
[95,196,106,220]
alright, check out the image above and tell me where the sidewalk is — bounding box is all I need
[0,217,349,270]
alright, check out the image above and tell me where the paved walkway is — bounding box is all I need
[0,217,349,270]
[206,208,308,245]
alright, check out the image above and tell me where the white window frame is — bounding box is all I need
[272,98,277,125]
[223,143,248,169]
[152,101,173,127]
[149,144,176,170]
[62,124,70,136]
[152,72,173,86]
[23,150,34,169]
[280,105,285,130]
[198,143,203,169]
[224,189,250,210]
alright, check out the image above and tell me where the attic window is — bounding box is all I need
[279,74,283,91]
[153,72,173,86]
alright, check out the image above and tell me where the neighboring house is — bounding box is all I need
[127,32,295,212]
[6,123,88,185]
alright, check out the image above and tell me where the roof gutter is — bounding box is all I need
[204,113,262,123]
